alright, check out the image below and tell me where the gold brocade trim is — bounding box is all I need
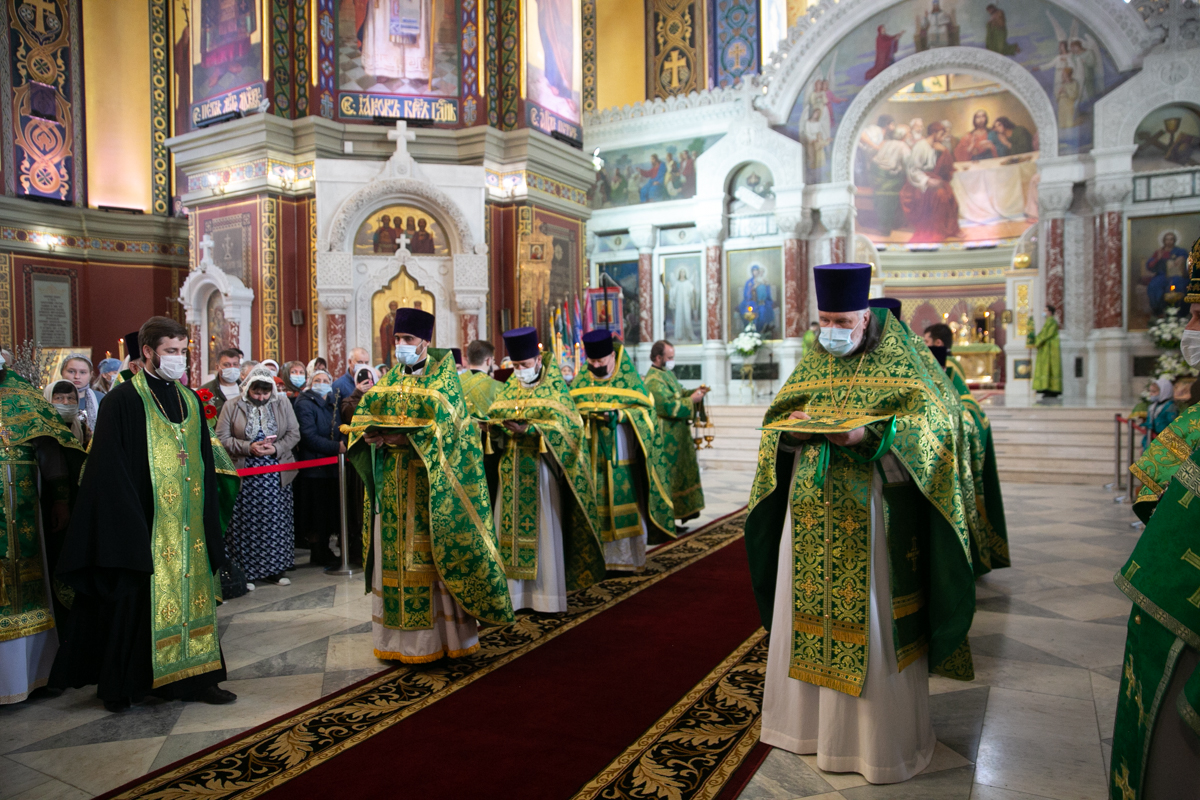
[1159,429,1192,462]
[380,570,436,587]
[1130,464,1163,499]
[570,386,655,406]
[0,610,52,643]
[892,590,925,619]
[792,611,867,645]
[787,663,864,696]
[896,636,929,672]
[489,397,584,427]
[1176,458,1200,496]
[1115,574,1200,651]
[150,658,222,689]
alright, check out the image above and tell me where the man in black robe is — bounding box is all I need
[51,316,236,712]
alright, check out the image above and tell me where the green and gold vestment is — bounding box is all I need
[0,370,83,645]
[1130,403,1200,519]
[346,354,514,634]
[131,371,222,687]
[460,370,502,418]
[1030,316,1062,394]
[1111,433,1200,799]
[487,353,605,589]
[569,345,675,544]
[643,366,705,519]
[745,309,976,697]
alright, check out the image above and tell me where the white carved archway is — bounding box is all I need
[321,177,479,256]
[1094,49,1200,151]
[178,256,255,381]
[830,47,1060,185]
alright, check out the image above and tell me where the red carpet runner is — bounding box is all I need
[276,526,762,798]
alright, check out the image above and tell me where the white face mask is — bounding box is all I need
[515,365,540,385]
[1181,329,1200,368]
[395,344,420,366]
[54,404,78,421]
[156,354,187,381]
[818,321,860,358]
[220,367,241,384]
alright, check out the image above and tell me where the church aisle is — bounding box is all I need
[0,468,752,800]
[734,482,1136,800]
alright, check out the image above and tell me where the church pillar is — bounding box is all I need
[1091,180,1130,330]
[1038,183,1074,326]
[628,224,656,350]
[324,298,348,379]
[777,211,812,339]
[700,222,724,341]
[188,322,202,387]
[815,187,854,267]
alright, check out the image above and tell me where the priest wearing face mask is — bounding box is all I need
[487,327,605,612]
[569,330,675,572]
[745,263,977,784]
[344,308,514,663]
[1111,241,1200,800]
[644,340,707,533]
[50,316,237,712]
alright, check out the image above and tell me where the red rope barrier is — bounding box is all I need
[1115,415,1150,435]
[236,455,340,477]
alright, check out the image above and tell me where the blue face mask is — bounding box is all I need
[818,322,860,357]
[311,382,332,397]
[395,344,420,366]
[289,374,306,388]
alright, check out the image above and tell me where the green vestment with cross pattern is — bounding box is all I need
[643,365,705,520]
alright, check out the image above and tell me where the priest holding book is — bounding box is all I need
[745,263,977,784]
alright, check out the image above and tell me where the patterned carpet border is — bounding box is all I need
[100,509,750,800]
[571,629,768,800]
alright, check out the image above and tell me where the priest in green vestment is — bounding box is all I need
[1029,304,1062,399]
[487,327,604,612]
[1110,247,1200,799]
[51,317,236,712]
[345,308,513,663]
[747,264,976,784]
[644,340,707,529]
[460,339,504,505]
[0,361,85,704]
[570,330,675,571]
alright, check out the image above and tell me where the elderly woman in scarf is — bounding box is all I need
[1142,375,1179,448]
[44,380,87,447]
[216,366,301,590]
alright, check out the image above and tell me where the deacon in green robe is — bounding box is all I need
[487,327,604,612]
[748,265,976,784]
[1029,305,1062,398]
[644,340,707,527]
[460,339,504,505]
[1110,257,1200,798]
[51,317,235,712]
[570,330,675,572]
[345,308,513,664]
[0,363,85,704]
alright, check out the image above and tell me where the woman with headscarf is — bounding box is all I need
[282,360,308,402]
[1143,375,1179,448]
[293,369,343,566]
[59,356,103,435]
[216,367,301,589]
[44,380,86,447]
[92,357,121,397]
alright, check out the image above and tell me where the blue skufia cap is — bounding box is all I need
[582,329,614,359]
[814,263,872,313]
[502,327,540,362]
[868,297,902,319]
[394,307,435,340]
[928,344,948,368]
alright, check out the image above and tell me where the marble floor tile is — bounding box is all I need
[148,728,248,772]
[225,637,331,681]
[1022,540,1129,562]
[929,687,989,762]
[325,633,390,673]
[1090,671,1120,741]
[5,780,89,800]
[839,765,975,799]
[970,613,1128,671]
[968,633,1083,669]
[920,742,972,775]
[0,755,52,800]
[967,655,1093,701]
[968,786,1060,800]
[171,673,326,735]
[8,737,167,796]
[0,694,112,756]
[9,698,183,754]
[795,755,869,790]
[738,749,835,798]
[1017,561,1125,587]
[1015,587,1131,622]
[320,668,383,696]
[248,585,338,613]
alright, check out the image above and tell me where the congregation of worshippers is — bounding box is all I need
[2,255,1199,792]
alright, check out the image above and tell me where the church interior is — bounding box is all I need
[2,0,1199,798]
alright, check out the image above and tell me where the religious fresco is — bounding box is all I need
[597,261,641,344]
[335,0,461,115]
[854,80,1039,244]
[590,135,723,209]
[189,0,266,128]
[371,266,437,363]
[777,0,1131,184]
[728,162,776,216]
[661,253,703,343]
[205,290,227,374]
[1128,213,1200,331]
[524,0,583,138]
[202,212,253,284]
[727,247,782,340]
[1133,104,1200,174]
[647,0,706,99]
[352,206,450,256]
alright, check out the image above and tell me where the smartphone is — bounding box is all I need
[263,435,277,443]
[357,368,373,384]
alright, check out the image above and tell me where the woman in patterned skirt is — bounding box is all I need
[216,367,301,590]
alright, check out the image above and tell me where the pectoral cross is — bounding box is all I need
[1182,549,1200,608]
[662,50,687,89]
[26,0,56,34]
[727,41,748,71]
[177,449,189,466]
[906,537,920,572]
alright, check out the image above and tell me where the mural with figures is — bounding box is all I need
[855,77,1039,244]
[1128,213,1200,331]
[777,0,1131,184]
[190,0,266,127]
[591,135,724,208]
[337,0,460,98]
[1133,104,1200,174]
[727,248,783,340]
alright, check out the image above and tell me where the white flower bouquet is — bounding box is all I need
[1149,314,1188,350]
[727,323,764,358]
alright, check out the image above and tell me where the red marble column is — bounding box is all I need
[460,313,479,346]
[1094,210,1123,329]
[830,236,846,264]
[783,237,808,338]
[638,250,653,342]
[188,323,202,387]
[1045,218,1064,324]
[327,313,347,378]
[705,243,722,340]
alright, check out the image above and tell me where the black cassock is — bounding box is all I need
[50,371,229,703]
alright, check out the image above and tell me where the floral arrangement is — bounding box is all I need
[195,387,218,424]
[1155,351,1195,381]
[1148,314,1188,350]
[727,323,764,359]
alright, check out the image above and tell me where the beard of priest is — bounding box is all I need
[746,263,978,784]
[49,316,236,713]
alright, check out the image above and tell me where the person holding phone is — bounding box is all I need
[216,366,301,589]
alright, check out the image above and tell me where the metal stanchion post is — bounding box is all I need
[326,453,357,577]
[1124,418,1138,505]
[1107,414,1121,492]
